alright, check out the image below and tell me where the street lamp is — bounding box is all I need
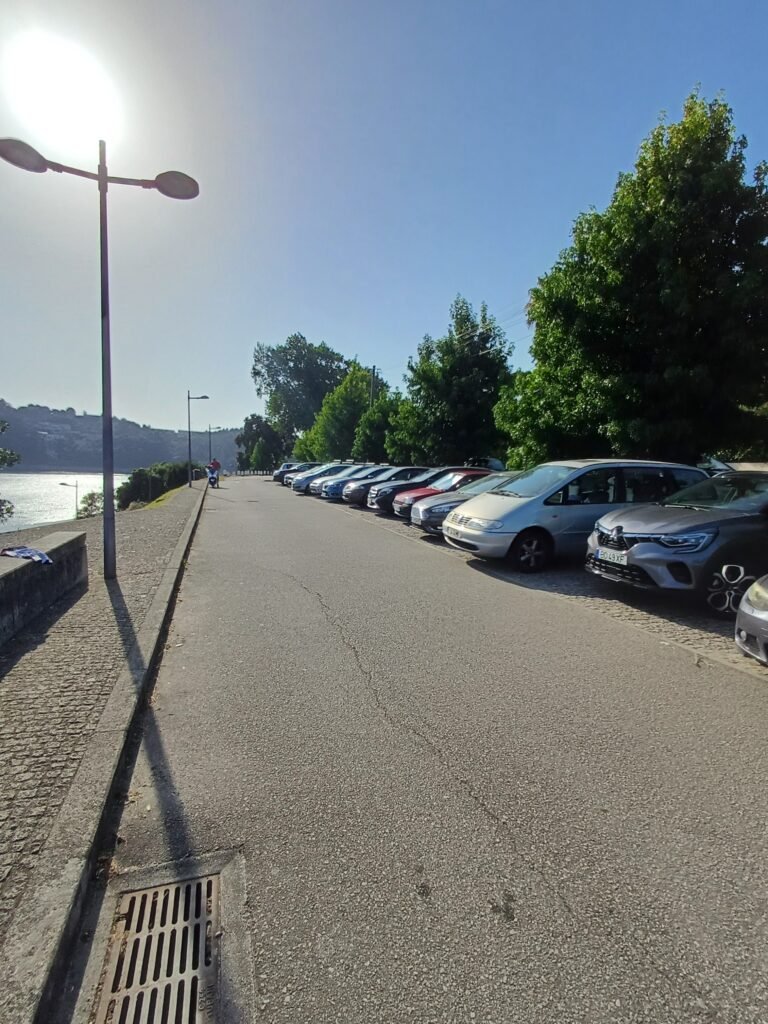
[59,480,79,515]
[208,424,223,464]
[187,392,209,486]
[0,137,199,580]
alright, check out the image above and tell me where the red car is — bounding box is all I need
[392,468,491,520]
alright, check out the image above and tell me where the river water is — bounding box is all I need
[0,472,129,533]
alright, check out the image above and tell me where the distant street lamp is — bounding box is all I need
[0,137,199,580]
[59,480,79,515]
[208,424,223,464]
[187,392,209,485]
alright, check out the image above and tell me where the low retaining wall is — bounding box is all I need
[0,532,88,646]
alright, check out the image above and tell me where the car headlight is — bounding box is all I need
[467,518,504,531]
[745,577,768,612]
[657,531,716,552]
[595,520,605,532]
[377,488,393,497]
[431,503,459,515]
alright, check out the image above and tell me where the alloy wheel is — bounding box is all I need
[705,564,756,615]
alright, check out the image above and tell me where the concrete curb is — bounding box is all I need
[2,484,208,1024]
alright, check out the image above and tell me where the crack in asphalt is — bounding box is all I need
[261,563,722,1022]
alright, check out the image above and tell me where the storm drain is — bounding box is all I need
[94,875,220,1024]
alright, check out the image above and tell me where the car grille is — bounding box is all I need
[451,514,473,527]
[585,553,656,587]
[596,529,665,551]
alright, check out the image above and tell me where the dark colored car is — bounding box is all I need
[367,467,467,514]
[411,471,522,535]
[320,465,390,500]
[586,471,768,614]
[273,461,300,483]
[342,466,428,506]
[392,469,491,520]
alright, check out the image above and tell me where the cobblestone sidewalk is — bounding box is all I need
[0,485,202,941]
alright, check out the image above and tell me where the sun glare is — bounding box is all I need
[1,30,123,159]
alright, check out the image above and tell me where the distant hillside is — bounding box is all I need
[0,400,240,472]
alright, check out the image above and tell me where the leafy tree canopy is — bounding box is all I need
[352,390,403,462]
[386,296,512,464]
[235,414,286,471]
[496,92,768,467]
[304,364,372,461]
[251,333,350,439]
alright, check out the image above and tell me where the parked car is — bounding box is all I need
[586,470,768,613]
[282,462,321,486]
[273,461,299,483]
[321,465,389,500]
[368,467,468,514]
[343,466,429,506]
[411,471,522,535]
[443,459,707,571]
[392,468,491,520]
[291,462,354,494]
[735,575,768,665]
[309,464,376,495]
[466,457,506,471]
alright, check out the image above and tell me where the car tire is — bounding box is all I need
[704,563,757,616]
[508,529,553,573]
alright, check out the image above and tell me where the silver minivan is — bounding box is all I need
[442,459,706,571]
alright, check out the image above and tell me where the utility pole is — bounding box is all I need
[370,365,376,408]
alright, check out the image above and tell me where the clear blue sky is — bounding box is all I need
[1,0,766,431]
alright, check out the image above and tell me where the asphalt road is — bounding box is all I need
[74,477,768,1023]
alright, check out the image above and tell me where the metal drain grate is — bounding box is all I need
[94,875,220,1024]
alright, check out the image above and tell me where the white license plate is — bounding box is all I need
[596,547,628,566]
[445,525,460,538]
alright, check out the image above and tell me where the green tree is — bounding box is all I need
[307,364,372,461]
[77,491,104,518]
[386,296,512,464]
[251,333,349,440]
[249,439,271,472]
[352,390,403,462]
[496,93,768,466]
[292,428,320,462]
[0,420,20,522]
[235,414,285,471]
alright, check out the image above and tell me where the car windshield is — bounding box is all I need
[662,472,768,512]
[407,469,441,485]
[458,471,518,496]
[494,464,576,497]
[428,471,466,491]
[343,465,377,479]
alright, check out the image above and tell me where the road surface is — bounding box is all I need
[69,476,768,1023]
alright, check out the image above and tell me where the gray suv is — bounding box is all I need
[586,471,768,613]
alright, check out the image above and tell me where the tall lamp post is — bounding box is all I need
[59,480,79,515]
[208,424,222,464]
[187,392,209,485]
[0,137,199,580]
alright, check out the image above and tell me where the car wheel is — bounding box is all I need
[508,530,553,573]
[704,563,757,616]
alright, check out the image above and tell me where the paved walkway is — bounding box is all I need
[0,485,202,941]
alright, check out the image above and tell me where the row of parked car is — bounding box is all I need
[272,458,768,667]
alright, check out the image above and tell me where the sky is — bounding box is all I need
[1,0,767,432]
